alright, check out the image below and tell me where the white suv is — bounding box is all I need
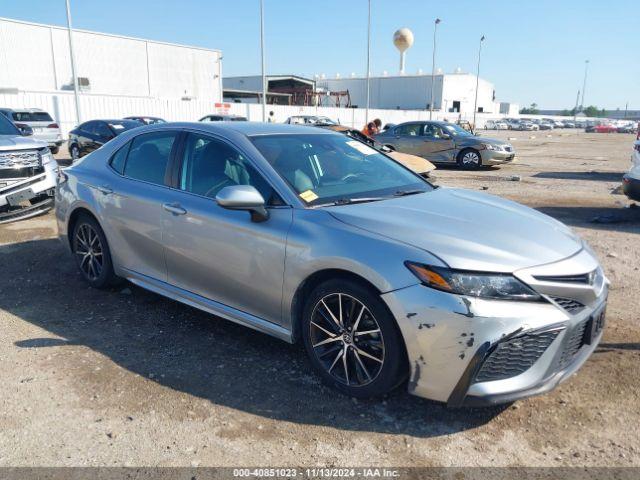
[0,113,57,223]
[0,108,63,154]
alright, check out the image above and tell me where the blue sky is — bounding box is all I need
[3,0,637,110]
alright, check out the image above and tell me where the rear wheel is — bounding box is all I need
[302,279,407,398]
[50,146,59,155]
[457,148,482,169]
[72,214,118,288]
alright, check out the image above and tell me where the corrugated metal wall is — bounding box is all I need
[0,17,221,101]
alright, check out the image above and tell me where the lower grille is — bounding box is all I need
[558,318,589,369]
[475,329,561,383]
[551,296,585,314]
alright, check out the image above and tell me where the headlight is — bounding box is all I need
[405,262,541,301]
[481,143,502,151]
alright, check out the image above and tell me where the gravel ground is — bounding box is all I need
[0,130,638,467]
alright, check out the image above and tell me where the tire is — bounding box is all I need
[70,144,80,162]
[72,214,119,288]
[50,146,59,155]
[457,148,482,169]
[302,279,408,398]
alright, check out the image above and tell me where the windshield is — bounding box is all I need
[107,120,141,135]
[11,111,53,122]
[251,133,431,206]
[442,123,473,137]
[0,113,20,135]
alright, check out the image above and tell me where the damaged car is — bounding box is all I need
[56,122,608,406]
[1,112,56,223]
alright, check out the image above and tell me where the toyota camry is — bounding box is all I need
[55,122,608,406]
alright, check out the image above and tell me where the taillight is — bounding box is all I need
[48,123,59,129]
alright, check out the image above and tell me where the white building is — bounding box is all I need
[318,72,497,114]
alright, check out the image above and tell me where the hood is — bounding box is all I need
[465,136,506,147]
[327,188,582,272]
[0,135,47,152]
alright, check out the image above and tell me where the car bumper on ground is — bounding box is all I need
[381,249,608,406]
[622,174,640,201]
[481,149,516,165]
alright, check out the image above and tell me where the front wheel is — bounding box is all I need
[302,279,408,398]
[457,148,482,169]
[70,144,80,161]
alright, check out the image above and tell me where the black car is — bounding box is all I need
[124,116,167,125]
[68,119,140,161]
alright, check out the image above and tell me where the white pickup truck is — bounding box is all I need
[0,113,57,223]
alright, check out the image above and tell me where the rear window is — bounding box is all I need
[12,111,53,122]
[107,120,141,135]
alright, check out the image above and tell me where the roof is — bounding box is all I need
[134,121,335,137]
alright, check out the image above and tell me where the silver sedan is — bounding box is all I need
[55,122,608,406]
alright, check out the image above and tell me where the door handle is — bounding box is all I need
[162,203,187,215]
[96,185,113,195]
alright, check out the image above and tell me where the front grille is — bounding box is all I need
[534,272,591,284]
[0,150,41,169]
[0,166,44,180]
[557,318,589,369]
[551,296,585,314]
[475,329,561,383]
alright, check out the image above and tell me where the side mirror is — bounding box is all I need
[216,185,269,222]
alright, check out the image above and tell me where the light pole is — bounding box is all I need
[65,0,81,124]
[579,60,589,112]
[259,0,266,122]
[472,35,485,130]
[365,0,371,125]
[429,18,441,120]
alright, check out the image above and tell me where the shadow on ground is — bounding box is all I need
[533,171,624,182]
[1,238,506,438]
[536,206,640,234]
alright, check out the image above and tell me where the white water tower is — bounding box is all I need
[393,28,414,74]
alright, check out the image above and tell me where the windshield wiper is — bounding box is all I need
[393,189,426,197]
[316,197,386,207]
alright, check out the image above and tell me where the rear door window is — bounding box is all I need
[122,131,178,186]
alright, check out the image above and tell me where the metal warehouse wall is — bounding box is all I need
[0,17,222,102]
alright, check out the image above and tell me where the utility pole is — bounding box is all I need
[580,60,589,112]
[472,35,485,130]
[429,18,441,120]
[573,89,580,123]
[259,0,266,122]
[65,0,81,124]
[365,0,371,125]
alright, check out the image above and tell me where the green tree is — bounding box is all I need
[519,103,540,115]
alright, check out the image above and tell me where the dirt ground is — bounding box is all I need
[0,130,638,467]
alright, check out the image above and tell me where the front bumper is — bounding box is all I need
[0,160,57,222]
[381,248,608,406]
[480,149,516,165]
[622,174,640,201]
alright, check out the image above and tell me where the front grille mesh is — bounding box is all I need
[475,329,560,383]
[558,318,589,369]
[0,150,41,169]
[551,296,585,314]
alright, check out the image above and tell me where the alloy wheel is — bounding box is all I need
[75,223,103,281]
[309,293,385,387]
[71,146,79,161]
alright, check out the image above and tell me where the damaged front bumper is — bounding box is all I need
[381,249,608,406]
[0,153,57,224]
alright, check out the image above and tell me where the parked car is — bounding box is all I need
[124,116,167,125]
[56,122,608,406]
[320,124,436,178]
[0,108,63,154]
[199,114,248,122]
[538,121,554,130]
[375,121,515,169]
[505,119,521,130]
[484,120,508,130]
[516,121,538,131]
[284,115,338,126]
[622,140,640,201]
[587,124,617,134]
[0,113,56,223]
[617,123,638,134]
[563,121,576,128]
[68,119,141,161]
